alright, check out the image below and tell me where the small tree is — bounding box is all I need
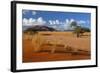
[70,21,81,38]
[70,21,77,29]
[74,26,81,37]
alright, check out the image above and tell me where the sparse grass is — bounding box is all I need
[23,31,91,62]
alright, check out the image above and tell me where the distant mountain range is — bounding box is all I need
[23,25,90,33]
[23,25,56,32]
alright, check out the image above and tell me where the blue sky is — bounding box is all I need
[22,9,91,30]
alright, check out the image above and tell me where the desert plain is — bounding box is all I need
[23,31,91,63]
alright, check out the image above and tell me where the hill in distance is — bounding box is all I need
[23,25,56,32]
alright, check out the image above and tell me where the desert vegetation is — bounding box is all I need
[70,21,90,38]
[23,30,90,62]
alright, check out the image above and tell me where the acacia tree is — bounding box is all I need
[70,21,81,38]
[74,26,81,37]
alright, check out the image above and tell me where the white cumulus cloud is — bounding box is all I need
[52,25,58,29]
[55,20,60,24]
[49,20,53,25]
[78,20,86,24]
[52,21,56,24]
[23,18,30,26]
[32,11,37,15]
[49,20,59,25]
[37,17,46,25]
[28,18,36,23]
[23,10,29,15]
[23,17,46,26]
